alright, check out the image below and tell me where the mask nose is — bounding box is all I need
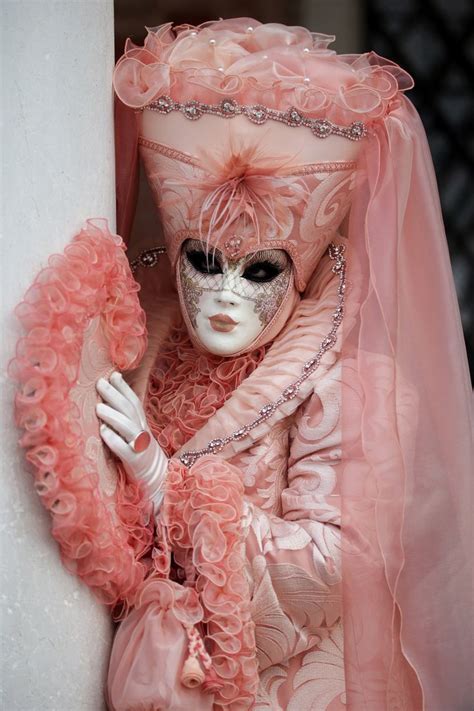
[215,290,238,307]
[215,268,240,306]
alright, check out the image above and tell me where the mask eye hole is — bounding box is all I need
[242,260,283,283]
[186,248,223,275]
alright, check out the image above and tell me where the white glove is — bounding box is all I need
[96,371,168,511]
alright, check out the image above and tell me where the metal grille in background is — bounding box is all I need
[366,0,474,379]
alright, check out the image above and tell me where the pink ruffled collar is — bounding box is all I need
[145,322,267,455]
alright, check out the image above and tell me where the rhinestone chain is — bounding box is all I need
[130,246,167,274]
[179,242,347,467]
[146,96,367,142]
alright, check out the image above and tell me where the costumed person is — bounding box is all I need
[10,19,473,711]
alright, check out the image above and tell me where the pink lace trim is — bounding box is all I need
[155,458,258,708]
[9,219,152,611]
[145,321,267,457]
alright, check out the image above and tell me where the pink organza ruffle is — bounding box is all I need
[145,321,266,456]
[151,457,259,709]
[113,18,413,124]
[9,219,152,610]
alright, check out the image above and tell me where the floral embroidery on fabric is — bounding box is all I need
[179,269,204,326]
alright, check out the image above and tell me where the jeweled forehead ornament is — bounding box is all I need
[147,95,368,142]
[223,236,243,259]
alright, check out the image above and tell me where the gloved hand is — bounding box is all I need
[96,371,168,511]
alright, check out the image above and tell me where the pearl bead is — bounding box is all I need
[209,38,216,45]
[303,47,310,53]
[190,31,197,37]
[247,26,254,33]
[304,77,310,83]
[218,66,224,72]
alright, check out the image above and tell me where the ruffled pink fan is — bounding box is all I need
[9,219,151,611]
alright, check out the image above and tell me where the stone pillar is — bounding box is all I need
[1,1,115,708]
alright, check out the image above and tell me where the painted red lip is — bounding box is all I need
[209,314,238,332]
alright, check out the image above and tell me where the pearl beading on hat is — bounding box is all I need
[146,95,367,141]
[179,242,347,467]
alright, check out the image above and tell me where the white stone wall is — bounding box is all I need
[1,2,115,708]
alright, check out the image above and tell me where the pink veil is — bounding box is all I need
[341,96,473,708]
[113,49,473,711]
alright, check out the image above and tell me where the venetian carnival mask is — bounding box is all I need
[178,239,295,355]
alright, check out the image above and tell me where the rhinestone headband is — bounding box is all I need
[178,242,347,467]
[146,95,367,142]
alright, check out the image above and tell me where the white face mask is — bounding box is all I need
[178,239,293,356]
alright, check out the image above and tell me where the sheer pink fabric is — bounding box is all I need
[113,18,413,123]
[340,99,473,709]
[115,97,140,244]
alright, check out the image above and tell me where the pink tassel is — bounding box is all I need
[180,624,224,694]
[181,655,205,688]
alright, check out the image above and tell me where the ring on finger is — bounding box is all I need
[129,430,151,453]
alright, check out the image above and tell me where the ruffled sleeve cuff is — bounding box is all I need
[155,456,259,708]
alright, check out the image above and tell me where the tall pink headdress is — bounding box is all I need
[113,18,408,283]
[112,18,473,710]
